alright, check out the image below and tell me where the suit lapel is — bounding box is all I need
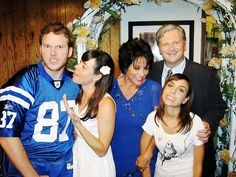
[157,61,164,83]
[183,58,194,76]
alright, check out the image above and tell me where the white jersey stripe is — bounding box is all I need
[0,95,30,109]
[0,86,34,105]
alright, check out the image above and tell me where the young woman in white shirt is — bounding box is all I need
[137,73,204,177]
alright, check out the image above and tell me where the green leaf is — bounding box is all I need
[67,57,78,72]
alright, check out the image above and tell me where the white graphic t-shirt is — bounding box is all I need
[143,111,204,177]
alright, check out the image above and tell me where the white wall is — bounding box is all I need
[120,0,203,63]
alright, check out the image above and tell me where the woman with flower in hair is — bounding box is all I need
[63,50,116,177]
[110,38,162,176]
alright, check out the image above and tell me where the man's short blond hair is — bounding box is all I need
[155,24,186,45]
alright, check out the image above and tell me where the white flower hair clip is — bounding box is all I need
[100,66,111,75]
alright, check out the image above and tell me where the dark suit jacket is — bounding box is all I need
[148,59,227,134]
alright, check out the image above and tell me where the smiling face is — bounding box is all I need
[125,56,149,88]
[40,32,73,77]
[158,29,186,68]
[162,79,189,108]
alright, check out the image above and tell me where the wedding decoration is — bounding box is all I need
[208,44,236,176]
[147,0,171,6]
[206,1,236,176]
[66,0,140,71]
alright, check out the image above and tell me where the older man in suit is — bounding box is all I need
[148,24,227,177]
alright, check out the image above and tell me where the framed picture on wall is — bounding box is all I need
[128,20,194,62]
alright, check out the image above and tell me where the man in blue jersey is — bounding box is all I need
[0,22,80,177]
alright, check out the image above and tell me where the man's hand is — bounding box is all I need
[197,121,211,143]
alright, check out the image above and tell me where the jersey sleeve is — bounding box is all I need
[142,111,156,136]
[0,66,36,137]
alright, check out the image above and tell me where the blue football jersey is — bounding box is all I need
[0,60,80,160]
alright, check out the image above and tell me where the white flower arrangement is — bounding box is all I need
[208,45,236,70]
[66,0,140,71]
[100,66,111,75]
[208,57,222,69]
[66,0,140,50]
[205,1,236,174]
[220,45,236,58]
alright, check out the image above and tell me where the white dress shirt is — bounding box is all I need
[161,58,186,87]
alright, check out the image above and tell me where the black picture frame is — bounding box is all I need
[128,20,194,61]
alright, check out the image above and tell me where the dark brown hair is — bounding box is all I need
[76,50,114,121]
[118,38,154,74]
[155,73,194,133]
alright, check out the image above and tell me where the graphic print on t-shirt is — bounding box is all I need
[160,133,192,166]
[160,141,177,165]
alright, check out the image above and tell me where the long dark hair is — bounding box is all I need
[155,73,194,133]
[76,50,114,121]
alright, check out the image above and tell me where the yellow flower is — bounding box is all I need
[220,149,230,165]
[90,0,101,9]
[76,36,88,43]
[206,16,222,39]
[73,26,90,37]
[220,46,229,56]
[86,38,97,49]
[66,22,73,32]
[229,45,236,53]
[202,0,214,15]
[208,57,221,69]
[122,0,140,5]
[220,45,236,57]
[231,59,236,67]
[219,117,228,127]
[122,0,132,5]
